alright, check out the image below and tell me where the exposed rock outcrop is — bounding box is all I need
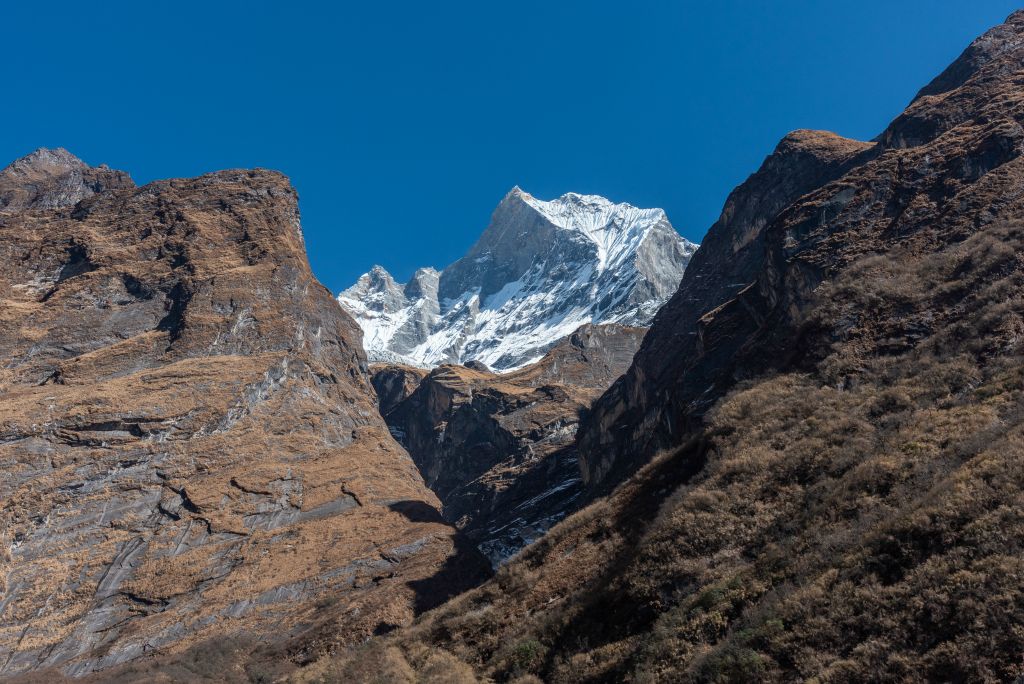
[576,130,873,489]
[370,364,429,418]
[375,323,645,565]
[0,147,133,212]
[0,151,487,678]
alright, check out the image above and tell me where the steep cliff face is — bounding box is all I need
[371,363,429,418]
[313,11,1024,683]
[0,151,486,678]
[577,130,874,489]
[579,8,1024,489]
[375,324,645,565]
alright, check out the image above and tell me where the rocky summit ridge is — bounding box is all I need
[0,147,133,212]
[338,187,697,371]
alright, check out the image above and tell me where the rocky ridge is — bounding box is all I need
[577,7,1024,491]
[577,128,875,489]
[0,147,133,212]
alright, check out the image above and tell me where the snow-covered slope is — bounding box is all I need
[338,187,698,371]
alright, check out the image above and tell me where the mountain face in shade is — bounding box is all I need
[372,323,647,568]
[338,188,697,371]
[0,150,487,678]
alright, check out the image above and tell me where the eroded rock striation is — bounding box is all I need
[374,323,645,565]
[0,150,486,677]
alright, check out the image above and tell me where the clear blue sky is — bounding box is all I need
[3,1,1019,291]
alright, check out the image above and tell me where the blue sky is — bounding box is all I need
[3,1,1019,291]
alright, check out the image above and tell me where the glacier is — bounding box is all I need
[338,187,697,372]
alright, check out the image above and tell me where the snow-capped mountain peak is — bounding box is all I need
[516,190,669,273]
[339,188,698,371]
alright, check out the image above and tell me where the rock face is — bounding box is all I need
[0,147,133,212]
[339,188,696,371]
[374,323,645,565]
[577,130,874,489]
[0,151,486,677]
[315,12,1024,683]
[579,9,1024,491]
[370,364,429,418]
